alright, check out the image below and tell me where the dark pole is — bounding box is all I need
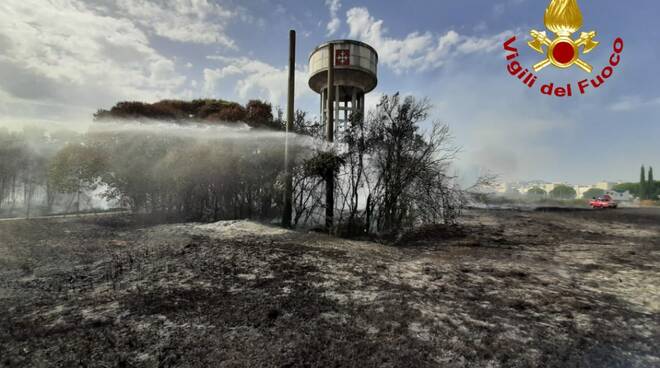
[326,43,335,230]
[282,29,295,228]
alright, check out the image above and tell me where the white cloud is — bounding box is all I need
[610,96,660,112]
[0,0,186,120]
[494,0,527,16]
[326,0,342,36]
[204,56,313,108]
[346,7,510,73]
[115,0,236,47]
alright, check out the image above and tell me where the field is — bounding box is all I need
[1,208,659,367]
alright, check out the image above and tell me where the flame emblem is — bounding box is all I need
[528,0,599,72]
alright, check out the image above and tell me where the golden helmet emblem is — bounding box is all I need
[528,0,599,73]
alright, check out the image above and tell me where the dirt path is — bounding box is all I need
[0,209,658,367]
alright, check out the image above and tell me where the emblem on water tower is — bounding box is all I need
[335,49,350,66]
[527,0,599,73]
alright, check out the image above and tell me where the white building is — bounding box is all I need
[605,190,634,202]
[573,185,593,198]
[595,181,617,191]
[542,183,567,195]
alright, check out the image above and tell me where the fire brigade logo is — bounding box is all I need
[528,0,598,73]
[336,49,350,66]
[502,0,624,97]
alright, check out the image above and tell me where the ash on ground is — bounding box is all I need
[1,208,659,367]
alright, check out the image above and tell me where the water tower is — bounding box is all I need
[308,40,378,132]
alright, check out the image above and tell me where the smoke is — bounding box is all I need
[0,119,319,219]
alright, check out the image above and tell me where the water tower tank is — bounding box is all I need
[309,40,378,132]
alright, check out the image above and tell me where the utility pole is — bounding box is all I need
[326,43,335,230]
[282,29,295,228]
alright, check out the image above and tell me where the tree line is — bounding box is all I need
[94,99,281,130]
[1,94,469,236]
[525,185,577,200]
[0,126,82,217]
[523,164,660,202]
[607,166,658,200]
[637,165,658,200]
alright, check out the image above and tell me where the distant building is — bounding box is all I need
[573,185,593,198]
[595,181,617,191]
[494,180,551,196]
[542,183,565,194]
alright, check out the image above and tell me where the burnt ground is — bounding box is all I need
[0,208,658,367]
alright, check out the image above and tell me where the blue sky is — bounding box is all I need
[1,0,658,184]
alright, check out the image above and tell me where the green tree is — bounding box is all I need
[640,165,647,200]
[527,187,547,198]
[582,188,605,199]
[649,167,657,199]
[613,182,640,197]
[245,100,275,129]
[49,144,107,213]
[94,132,180,212]
[93,99,282,130]
[550,184,577,200]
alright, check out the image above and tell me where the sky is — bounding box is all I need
[1,0,659,185]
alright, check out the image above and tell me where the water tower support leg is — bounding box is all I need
[359,93,365,122]
[326,44,335,230]
[351,90,357,124]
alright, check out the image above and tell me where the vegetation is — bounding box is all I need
[1,94,467,236]
[640,165,647,197]
[49,144,107,213]
[0,127,81,217]
[582,187,605,199]
[641,165,658,200]
[613,182,641,197]
[364,95,461,232]
[87,128,289,221]
[94,99,279,130]
[615,165,659,200]
[526,187,547,198]
[549,184,577,200]
[291,94,465,234]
